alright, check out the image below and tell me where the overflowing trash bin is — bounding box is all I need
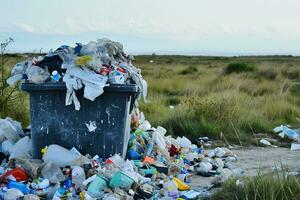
[8,38,146,158]
[21,82,138,158]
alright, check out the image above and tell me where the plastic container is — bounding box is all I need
[87,175,108,195]
[21,82,138,158]
[109,171,135,189]
[1,167,28,183]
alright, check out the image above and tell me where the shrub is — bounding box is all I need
[0,38,30,125]
[180,65,198,75]
[258,67,278,80]
[282,67,300,80]
[289,83,300,96]
[224,62,256,74]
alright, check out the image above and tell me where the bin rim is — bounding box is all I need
[21,81,138,93]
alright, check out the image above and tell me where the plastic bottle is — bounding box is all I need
[51,70,61,82]
[7,180,34,194]
[53,187,66,199]
[164,178,179,199]
[144,141,154,156]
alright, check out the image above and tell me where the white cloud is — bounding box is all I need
[15,22,35,33]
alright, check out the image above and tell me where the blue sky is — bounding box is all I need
[1,0,300,55]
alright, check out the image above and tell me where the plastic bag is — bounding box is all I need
[176,136,192,148]
[4,188,24,200]
[152,126,167,150]
[197,162,213,173]
[43,144,89,167]
[63,72,83,110]
[9,136,32,159]
[0,117,22,143]
[214,147,226,157]
[6,74,23,86]
[107,154,125,168]
[1,140,13,155]
[41,162,65,183]
[138,120,151,131]
[72,166,86,189]
[64,67,108,105]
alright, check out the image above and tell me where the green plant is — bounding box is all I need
[212,174,300,200]
[0,38,29,124]
[180,65,198,75]
[224,62,256,74]
[289,83,300,96]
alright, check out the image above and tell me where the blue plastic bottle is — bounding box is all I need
[7,180,34,194]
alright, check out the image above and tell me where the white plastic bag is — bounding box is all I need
[214,147,226,157]
[6,74,23,86]
[1,140,13,155]
[138,120,151,131]
[9,136,32,159]
[43,144,89,167]
[176,136,192,148]
[26,65,50,84]
[152,126,167,150]
[41,162,65,183]
[0,117,22,143]
[107,154,125,168]
[197,162,212,173]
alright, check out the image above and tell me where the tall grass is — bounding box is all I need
[212,173,300,200]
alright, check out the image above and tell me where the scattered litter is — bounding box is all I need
[273,125,300,142]
[0,112,243,199]
[290,143,300,151]
[260,139,271,146]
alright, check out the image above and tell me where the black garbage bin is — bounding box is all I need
[21,82,138,159]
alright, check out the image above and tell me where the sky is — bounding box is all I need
[0,0,300,55]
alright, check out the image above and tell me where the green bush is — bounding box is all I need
[180,65,198,75]
[224,62,256,74]
[289,83,300,96]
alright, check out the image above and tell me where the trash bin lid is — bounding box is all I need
[21,82,138,93]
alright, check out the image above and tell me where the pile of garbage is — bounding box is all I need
[1,39,243,199]
[0,112,241,199]
[7,38,147,110]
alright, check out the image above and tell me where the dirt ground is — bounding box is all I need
[191,147,300,189]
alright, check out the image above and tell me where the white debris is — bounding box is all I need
[85,121,97,132]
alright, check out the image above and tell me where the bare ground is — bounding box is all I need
[191,147,300,189]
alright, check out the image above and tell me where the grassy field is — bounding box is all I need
[1,54,300,144]
[135,55,300,144]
